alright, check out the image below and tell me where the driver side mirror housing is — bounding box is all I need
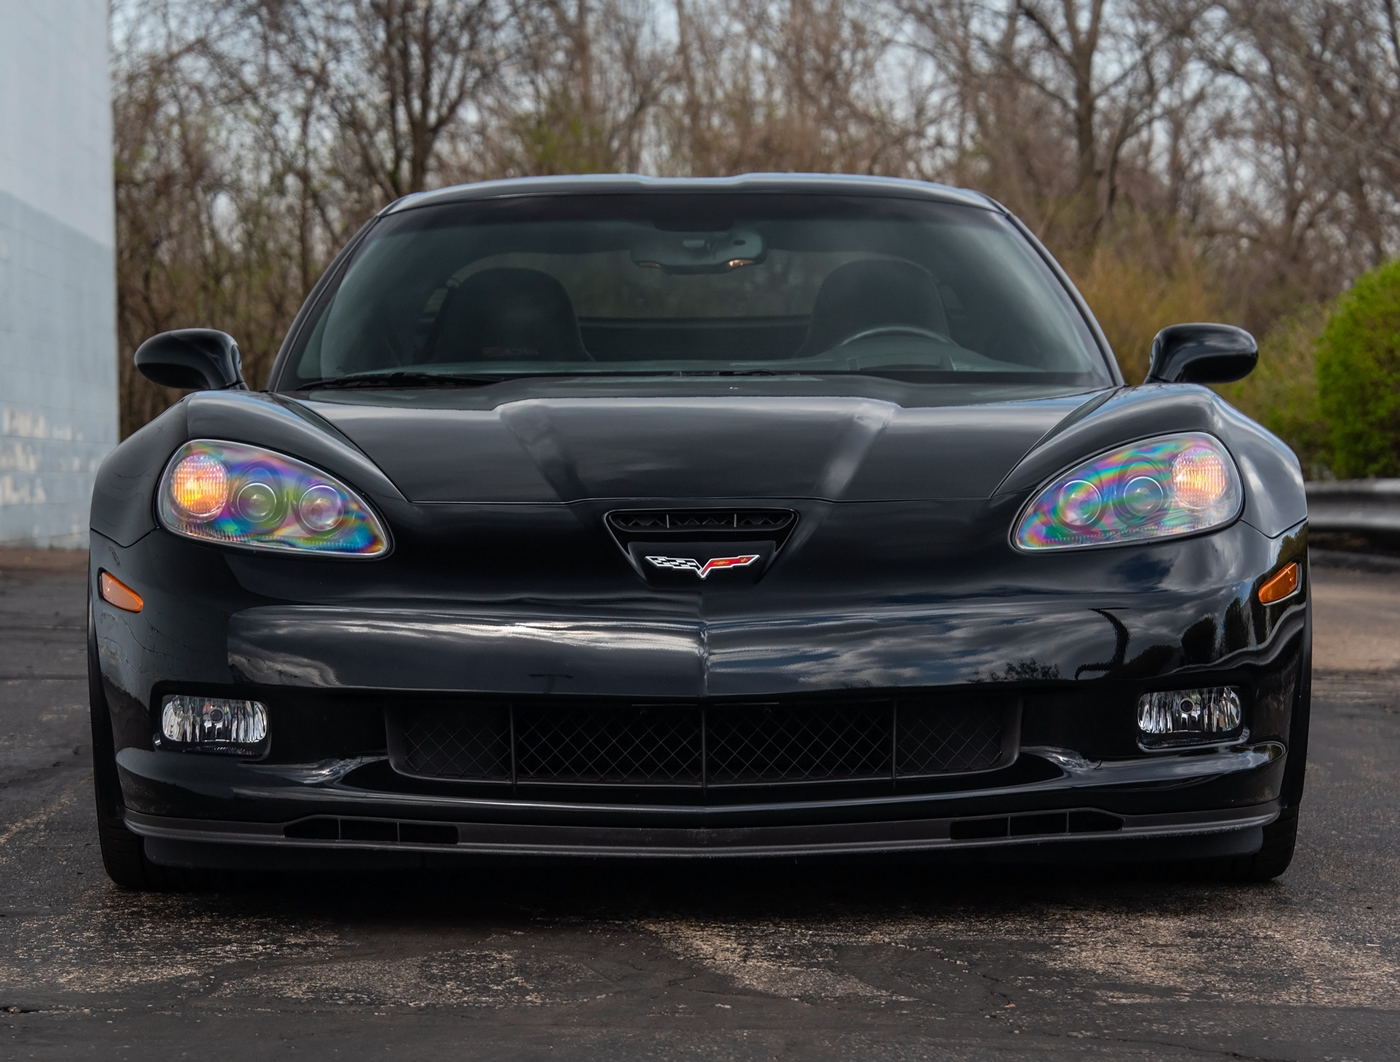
[1145,323,1257,384]
[134,329,248,391]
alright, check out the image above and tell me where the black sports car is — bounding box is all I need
[89,175,1309,888]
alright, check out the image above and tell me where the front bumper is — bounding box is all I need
[92,516,1310,866]
[113,736,1289,865]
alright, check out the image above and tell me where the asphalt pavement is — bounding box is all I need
[1,548,1397,1060]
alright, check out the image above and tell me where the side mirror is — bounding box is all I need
[1145,323,1257,384]
[134,329,248,391]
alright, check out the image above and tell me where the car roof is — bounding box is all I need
[381,173,1003,215]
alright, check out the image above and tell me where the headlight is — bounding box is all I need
[1013,432,1242,550]
[158,440,390,556]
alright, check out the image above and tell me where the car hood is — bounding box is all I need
[296,384,1104,504]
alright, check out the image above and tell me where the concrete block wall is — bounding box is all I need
[0,0,118,548]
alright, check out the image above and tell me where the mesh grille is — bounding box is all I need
[708,703,892,783]
[393,703,512,781]
[387,698,1012,789]
[515,705,702,784]
[897,702,1007,776]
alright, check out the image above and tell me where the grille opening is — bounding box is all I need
[386,697,1017,794]
[340,819,398,842]
[1010,812,1067,836]
[1068,810,1123,833]
[392,703,512,782]
[898,704,1008,775]
[608,508,795,534]
[398,822,460,845]
[737,512,791,530]
[671,513,738,530]
[285,816,339,840]
[283,816,459,845]
[516,704,703,785]
[707,702,891,784]
[341,754,1061,805]
[949,809,1124,842]
[615,513,666,529]
[950,817,1009,840]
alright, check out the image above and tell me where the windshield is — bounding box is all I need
[280,193,1111,389]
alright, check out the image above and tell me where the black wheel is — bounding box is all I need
[1203,616,1310,884]
[88,599,202,891]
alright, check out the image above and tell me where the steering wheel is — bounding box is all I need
[837,325,954,347]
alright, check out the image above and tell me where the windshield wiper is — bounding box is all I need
[293,371,512,390]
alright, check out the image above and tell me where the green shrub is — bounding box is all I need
[1216,303,1332,479]
[1316,259,1400,478]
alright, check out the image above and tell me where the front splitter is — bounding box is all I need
[127,802,1276,867]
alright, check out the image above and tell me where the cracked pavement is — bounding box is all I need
[1,550,1397,1060]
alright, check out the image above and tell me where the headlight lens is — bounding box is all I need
[158,440,390,556]
[1014,432,1242,550]
[170,451,229,518]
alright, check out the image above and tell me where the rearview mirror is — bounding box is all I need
[1144,323,1257,384]
[631,228,765,274]
[134,329,248,391]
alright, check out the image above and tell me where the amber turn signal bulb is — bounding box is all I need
[1258,562,1299,605]
[99,571,144,613]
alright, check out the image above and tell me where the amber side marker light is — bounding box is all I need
[1258,562,1299,605]
[99,571,143,613]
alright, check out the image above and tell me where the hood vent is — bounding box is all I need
[608,509,795,534]
[606,508,799,587]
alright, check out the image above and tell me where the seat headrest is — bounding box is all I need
[428,267,590,362]
[799,259,949,356]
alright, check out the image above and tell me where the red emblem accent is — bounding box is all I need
[645,554,761,579]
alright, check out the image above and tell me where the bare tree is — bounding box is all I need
[670,0,921,176]
[109,0,1400,441]
[113,0,308,431]
[493,0,672,174]
[249,0,502,201]
[1210,0,1400,322]
[903,0,1210,243]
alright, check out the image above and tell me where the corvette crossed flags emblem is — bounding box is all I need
[644,554,761,579]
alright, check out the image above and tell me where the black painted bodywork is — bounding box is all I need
[1146,323,1258,385]
[89,176,1310,867]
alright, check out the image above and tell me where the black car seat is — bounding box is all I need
[426,267,592,362]
[797,259,949,357]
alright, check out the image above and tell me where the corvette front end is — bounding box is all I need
[89,175,1311,885]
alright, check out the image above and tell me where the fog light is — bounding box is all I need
[1137,687,1242,748]
[159,695,269,756]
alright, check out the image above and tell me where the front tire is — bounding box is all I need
[1204,614,1309,883]
[88,599,200,891]
[1203,806,1299,882]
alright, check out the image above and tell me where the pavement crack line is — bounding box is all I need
[957,949,1015,1013]
[0,754,91,794]
[1034,1027,1302,1062]
[0,781,83,849]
